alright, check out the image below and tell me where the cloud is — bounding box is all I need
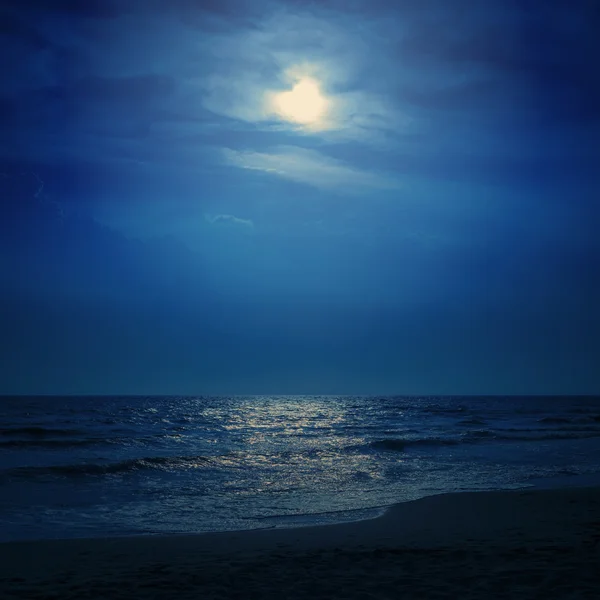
[396,0,600,124]
[197,11,408,141]
[205,213,254,229]
[3,0,596,193]
[3,0,121,19]
[222,145,399,192]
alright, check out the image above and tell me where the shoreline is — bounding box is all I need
[5,471,600,546]
[2,485,600,598]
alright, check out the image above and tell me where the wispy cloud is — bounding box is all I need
[198,11,408,141]
[222,146,399,192]
[205,213,254,229]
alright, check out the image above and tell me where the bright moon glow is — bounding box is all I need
[273,78,328,125]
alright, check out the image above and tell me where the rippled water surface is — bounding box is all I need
[2,395,600,541]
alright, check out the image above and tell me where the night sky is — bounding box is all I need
[1,0,599,395]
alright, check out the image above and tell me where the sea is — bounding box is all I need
[2,395,600,542]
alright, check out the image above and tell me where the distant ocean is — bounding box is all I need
[2,395,600,542]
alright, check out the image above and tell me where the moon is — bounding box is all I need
[273,78,328,126]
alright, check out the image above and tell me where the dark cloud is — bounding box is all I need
[397,1,600,124]
[1,0,598,392]
[4,0,121,19]
[168,0,256,17]
[0,10,50,48]
[1,75,176,144]
[401,80,504,112]
[43,74,176,106]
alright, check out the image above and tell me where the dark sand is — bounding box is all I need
[2,486,600,599]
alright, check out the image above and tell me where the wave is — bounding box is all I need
[466,429,495,438]
[469,428,600,443]
[537,417,572,425]
[496,425,600,434]
[3,455,215,480]
[494,431,600,442]
[0,429,189,449]
[424,407,468,415]
[0,426,83,437]
[457,417,487,426]
[535,416,600,425]
[368,438,462,451]
[358,427,600,453]
[0,438,103,449]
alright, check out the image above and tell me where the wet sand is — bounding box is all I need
[1,486,600,599]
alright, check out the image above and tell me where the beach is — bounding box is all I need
[1,486,599,599]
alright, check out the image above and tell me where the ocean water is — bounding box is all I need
[1,395,600,542]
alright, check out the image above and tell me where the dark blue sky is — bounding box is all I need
[1,0,599,395]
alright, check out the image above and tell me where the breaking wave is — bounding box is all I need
[2,455,215,480]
